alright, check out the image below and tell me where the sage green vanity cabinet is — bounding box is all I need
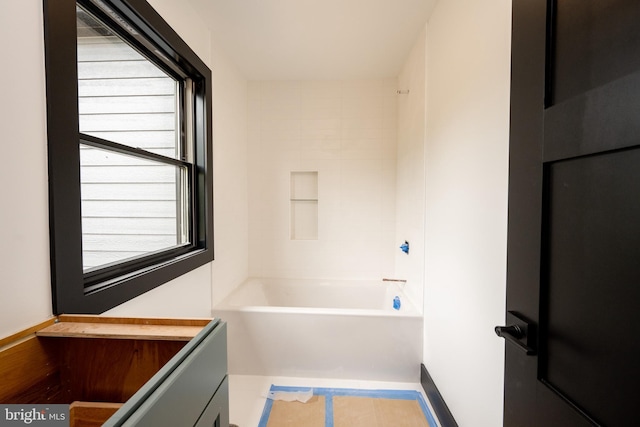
[104,319,228,427]
[0,315,229,427]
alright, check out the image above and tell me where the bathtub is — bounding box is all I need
[213,278,423,382]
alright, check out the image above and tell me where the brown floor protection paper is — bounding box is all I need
[266,396,325,427]
[265,395,431,427]
[334,396,431,427]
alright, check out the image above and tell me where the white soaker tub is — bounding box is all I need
[213,277,423,382]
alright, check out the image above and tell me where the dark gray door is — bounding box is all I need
[502,1,640,425]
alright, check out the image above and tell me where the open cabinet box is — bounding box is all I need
[0,315,228,427]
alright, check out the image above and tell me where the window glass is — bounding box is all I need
[80,144,190,271]
[76,4,192,274]
[76,5,180,159]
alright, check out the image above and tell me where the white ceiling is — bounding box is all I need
[188,0,437,81]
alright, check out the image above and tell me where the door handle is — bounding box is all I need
[495,311,536,355]
[495,325,524,339]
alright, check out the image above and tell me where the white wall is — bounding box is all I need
[422,1,512,426]
[105,264,213,317]
[0,0,53,338]
[0,0,248,335]
[145,0,211,65]
[396,26,427,311]
[210,42,249,307]
[247,80,397,280]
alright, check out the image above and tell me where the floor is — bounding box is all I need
[228,375,441,427]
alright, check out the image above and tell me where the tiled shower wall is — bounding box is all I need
[396,26,426,312]
[248,79,398,280]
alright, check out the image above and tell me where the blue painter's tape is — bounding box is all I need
[325,391,334,427]
[260,385,439,427]
[417,391,440,427]
[257,392,274,427]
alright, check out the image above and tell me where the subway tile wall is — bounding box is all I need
[248,79,398,280]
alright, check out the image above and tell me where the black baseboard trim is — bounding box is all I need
[421,363,458,427]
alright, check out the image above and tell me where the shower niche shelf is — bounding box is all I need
[290,171,318,240]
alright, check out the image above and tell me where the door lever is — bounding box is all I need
[495,311,536,355]
[495,325,524,339]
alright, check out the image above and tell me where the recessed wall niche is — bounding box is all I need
[290,171,318,240]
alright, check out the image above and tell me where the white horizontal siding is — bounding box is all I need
[83,234,178,252]
[77,38,145,61]
[81,166,177,183]
[78,31,184,270]
[82,217,178,234]
[78,95,175,114]
[82,200,177,218]
[79,78,175,97]
[78,61,167,79]
[82,234,179,269]
[83,252,145,269]
[82,131,176,150]
[87,147,176,159]
[80,113,175,132]
[80,147,177,166]
[81,183,177,200]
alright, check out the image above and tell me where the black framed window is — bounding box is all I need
[43,0,213,314]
